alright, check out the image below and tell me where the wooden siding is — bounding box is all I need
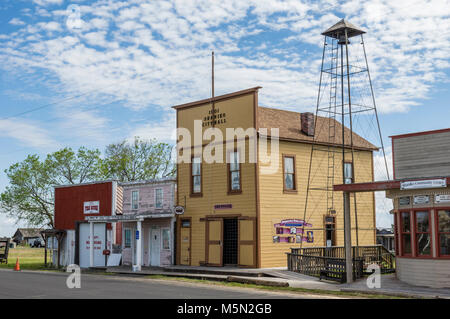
[54,182,113,230]
[396,257,450,288]
[121,182,175,215]
[393,130,450,179]
[258,140,376,268]
[121,219,173,266]
[176,93,257,266]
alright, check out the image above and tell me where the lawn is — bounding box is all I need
[0,246,52,270]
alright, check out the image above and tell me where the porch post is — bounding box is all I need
[343,191,353,283]
[89,221,94,268]
[136,219,142,271]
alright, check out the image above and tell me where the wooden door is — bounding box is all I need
[180,219,191,265]
[206,218,223,266]
[238,217,256,267]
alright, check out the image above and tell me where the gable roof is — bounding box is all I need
[14,228,43,238]
[258,106,378,151]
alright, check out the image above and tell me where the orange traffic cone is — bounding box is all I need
[14,258,20,271]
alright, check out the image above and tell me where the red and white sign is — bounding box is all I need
[84,201,100,214]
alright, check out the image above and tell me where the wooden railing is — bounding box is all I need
[286,253,364,282]
[288,245,395,277]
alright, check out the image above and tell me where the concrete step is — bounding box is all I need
[162,266,265,277]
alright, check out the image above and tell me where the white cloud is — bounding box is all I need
[0,216,27,238]
[0,0,449,120]
[128,112,177,143]
[8,18,25,26]
[0,119,57,149]
[33,0,64,6]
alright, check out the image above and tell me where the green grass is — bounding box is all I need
[0,246,52,270]
[140,274,409,299]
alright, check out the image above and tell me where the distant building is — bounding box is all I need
[376,227,395,253]
[12,228,43,245]
[335,128,450,288]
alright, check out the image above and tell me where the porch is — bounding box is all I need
[286,245,395,283]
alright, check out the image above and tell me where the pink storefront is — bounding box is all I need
[119,179,176,268]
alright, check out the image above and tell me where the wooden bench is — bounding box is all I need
[319,259,346,283]
[0,238,10,264]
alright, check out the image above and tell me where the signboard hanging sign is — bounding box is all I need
[400,179,446,190]
[398,197,411,206]
[84,201,100,214]
[174,206,185,215]
[435,194,450,204]
[413,195,430,205]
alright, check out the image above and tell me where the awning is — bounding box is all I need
[333,177,450,193]
[85,213,175,222]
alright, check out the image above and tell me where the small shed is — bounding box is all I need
[12,228,43,245]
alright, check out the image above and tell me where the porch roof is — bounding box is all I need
[85,212,174,222]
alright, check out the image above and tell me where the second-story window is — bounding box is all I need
[155,188,163,209]
[191,156,202,195]
[344,162,353,184]
[131,190,139,210]
[283,155,296,191]
[228,151,241,193]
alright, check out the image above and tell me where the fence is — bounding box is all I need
[290,245,395,274]
[286,253,364,282]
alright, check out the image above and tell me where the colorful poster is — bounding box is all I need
[273,219,313,243]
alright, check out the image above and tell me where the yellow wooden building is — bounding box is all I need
[174,87,377,268]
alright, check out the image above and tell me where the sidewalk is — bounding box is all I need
[104,265,340,291]
[340,274,450,299]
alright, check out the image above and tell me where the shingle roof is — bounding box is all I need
[15,228,43,238]
[258,106,378,151]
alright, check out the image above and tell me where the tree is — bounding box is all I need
[103,137,175,182]
[0,147,103,228]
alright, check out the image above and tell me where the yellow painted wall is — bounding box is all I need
[176,93,257,266]
[258,140,376,268]
[176,91,376,268]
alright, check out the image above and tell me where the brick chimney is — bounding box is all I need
[301,112,315,136]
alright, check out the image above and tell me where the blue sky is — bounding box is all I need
[0,0,449,236]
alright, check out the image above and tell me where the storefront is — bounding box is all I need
[334,128,450,288]
[174,87,377,268]
[119,179,176,268]
[54,181,123,268]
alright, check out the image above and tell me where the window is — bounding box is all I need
[191,157,202,195]
[131,190,139,210]
[283,155,296,191]
[162,228,170,250]
[400,212,412,255]
[324,215,336,247]
[228,151,241,193]
[415,211,431,256]
[181,219,191,228]
[437,210,450,256]
[344,162,353,184]
[155,188,163,209]
[124,228,132,248]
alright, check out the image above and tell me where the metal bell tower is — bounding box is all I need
[301,19,390,250]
